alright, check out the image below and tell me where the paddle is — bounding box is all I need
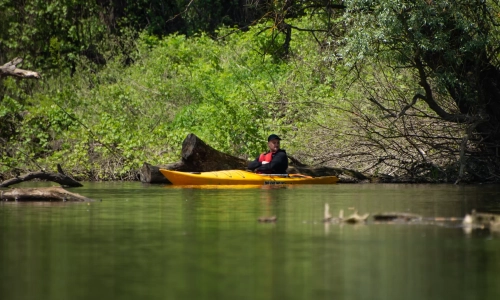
[257,174,313,178]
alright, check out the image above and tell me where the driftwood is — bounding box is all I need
[322,206,500,233]
[140,133,248,183]
[258,216,278,223]
[0,57,40,79]
[373,212,423,222]
[0,164,82,188]
[323,204,369,223]
[0,187,94,202]
[343,211,370,224]
[463,210,500,231]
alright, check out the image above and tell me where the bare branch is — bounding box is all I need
[414,57,471,123]
[368,97,397,117]
[397,93,420,117]
[0,169,83,188]
[0,57,40,79]
[288,24,329,33]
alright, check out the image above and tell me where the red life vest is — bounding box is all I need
[259,152,274,163]
[257,152,274,174]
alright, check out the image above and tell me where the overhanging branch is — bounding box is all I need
[414,57,471,123]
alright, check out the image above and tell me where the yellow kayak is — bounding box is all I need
[159,169,338,185]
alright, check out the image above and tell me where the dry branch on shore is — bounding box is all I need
[0,164,82,188]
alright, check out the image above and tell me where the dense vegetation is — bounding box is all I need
[1,0,500,182]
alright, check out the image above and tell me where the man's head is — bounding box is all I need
[267,134,281,152]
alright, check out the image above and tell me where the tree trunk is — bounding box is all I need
[140,133,248,183]
[181,133,248,170]
[139,163,170,184]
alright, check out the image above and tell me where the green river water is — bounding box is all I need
[1,183,500,300]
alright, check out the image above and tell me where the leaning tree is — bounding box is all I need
[324,0,500,181]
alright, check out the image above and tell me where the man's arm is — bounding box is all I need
[247,156,262,171]
[257,151,288,173]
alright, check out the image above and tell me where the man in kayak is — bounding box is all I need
[248,134,288,174]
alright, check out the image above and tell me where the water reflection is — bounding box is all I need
[1,183,500,300]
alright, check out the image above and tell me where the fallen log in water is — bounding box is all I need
[0,187,94,202]
[140,133,248,183]
[139,163,170,184]
[0,164,82,188]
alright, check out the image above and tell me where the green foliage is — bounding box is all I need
[309,0,500,178]
[3,23,332,179]
[0,0,108,73]
[5,0,497,181]
[341,0,500,106]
